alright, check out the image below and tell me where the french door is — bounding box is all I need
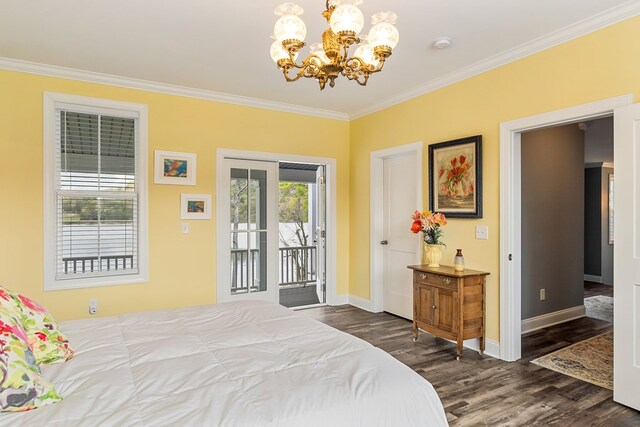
[217,158,278,303]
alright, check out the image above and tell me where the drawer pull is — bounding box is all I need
[432,305,437,310]
[419,273,427,280]
[442,277,451,285]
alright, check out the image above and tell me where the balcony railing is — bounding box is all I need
[230,245,317,293]
[62,255,134,273]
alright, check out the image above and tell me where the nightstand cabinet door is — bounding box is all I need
[414,283,436,326]
[434,287,458,335]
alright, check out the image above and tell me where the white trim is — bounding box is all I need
[369,141,423,313]
[584,274,603,283]
[348,295,371,312]
[43,92,149,291]
[351,2,640,119]
[0,57,348,122]
[215,149,339,306]
[499,94,633,361]
[521,305,586,334]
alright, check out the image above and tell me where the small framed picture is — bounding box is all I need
[428,135,482,218]
[154,150,196,185]
[181,194,212,220]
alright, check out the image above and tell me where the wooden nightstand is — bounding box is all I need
[407,264,489,360]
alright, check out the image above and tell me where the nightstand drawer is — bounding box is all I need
[413,271,456,290]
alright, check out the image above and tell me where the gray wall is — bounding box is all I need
[521,125,585,320]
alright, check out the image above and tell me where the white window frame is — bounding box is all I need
[43,92,149,291]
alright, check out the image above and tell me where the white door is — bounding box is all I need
[382,154,419,319]
[217,159,278,303]
[315,166,326,303]
[613,104,640,411]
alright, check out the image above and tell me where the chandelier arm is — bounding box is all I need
[280,60,323,83]
[287,53,327,71]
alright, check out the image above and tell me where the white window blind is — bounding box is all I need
[55,109,139,280]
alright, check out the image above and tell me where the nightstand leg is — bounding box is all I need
[412,322,418,342]
[480,335,485,355]
[456,338,463,360]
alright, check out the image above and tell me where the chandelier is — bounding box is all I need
[269,1,399,90]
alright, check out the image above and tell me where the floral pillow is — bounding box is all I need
[0,305,62,411]
[0,287,74,365]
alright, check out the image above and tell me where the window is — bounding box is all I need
[44,93,148,290]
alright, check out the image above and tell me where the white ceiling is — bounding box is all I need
[0,0,638,118]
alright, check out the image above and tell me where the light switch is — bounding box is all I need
[182,223,190,234]
[475,225,488,240]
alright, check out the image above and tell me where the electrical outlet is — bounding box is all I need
[88,299,98,315]
[540,289,545,301]
[475,225,489,240]
[182,223,189,234]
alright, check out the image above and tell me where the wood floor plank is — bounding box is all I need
[302,287,638,426]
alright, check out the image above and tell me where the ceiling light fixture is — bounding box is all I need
[270,1,399,90]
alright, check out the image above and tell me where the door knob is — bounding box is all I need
[380,240,388,245]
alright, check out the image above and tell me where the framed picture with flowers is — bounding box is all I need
[428,135,482,218]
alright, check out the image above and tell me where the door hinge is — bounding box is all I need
[509,254,513,261]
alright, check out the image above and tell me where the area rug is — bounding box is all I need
[584,295,613,323]
[531,332,613,390]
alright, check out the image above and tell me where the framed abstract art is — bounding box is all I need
[154,150,196,185]
[180,194,212,220]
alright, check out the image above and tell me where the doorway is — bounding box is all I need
[278,162,326,308]
[499,95,640,411]
[216,149,337,308]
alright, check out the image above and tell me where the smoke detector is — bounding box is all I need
[433,37,452,49]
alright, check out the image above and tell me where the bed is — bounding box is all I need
[2,300,448,426]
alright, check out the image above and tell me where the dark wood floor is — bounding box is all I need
[303,283,638,426]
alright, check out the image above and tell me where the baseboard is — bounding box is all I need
[460,338,501,360]
[330,294,349,306]
[348,295,371,311]
[521,305,586,334]
[584,274,603,283]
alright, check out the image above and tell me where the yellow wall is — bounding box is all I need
[1,17,639,341]
[0,71,349,321]
[349,16,640,342]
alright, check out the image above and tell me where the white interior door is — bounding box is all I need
[382,154,419,319]
[315,166,326,303]
[613,103,640,411]
[217,158,278,303]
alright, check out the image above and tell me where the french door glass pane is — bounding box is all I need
[230,168,249,231]
[230,231,249,295]
[249,231,268,293]
[249,169,266,230]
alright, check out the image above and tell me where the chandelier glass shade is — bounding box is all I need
[270,0,399,90]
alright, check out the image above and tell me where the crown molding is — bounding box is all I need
[1,1,638,122]
[0,57,350,122]
[350,1,640,120]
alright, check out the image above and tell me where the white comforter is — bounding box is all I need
[2,300,447,426]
